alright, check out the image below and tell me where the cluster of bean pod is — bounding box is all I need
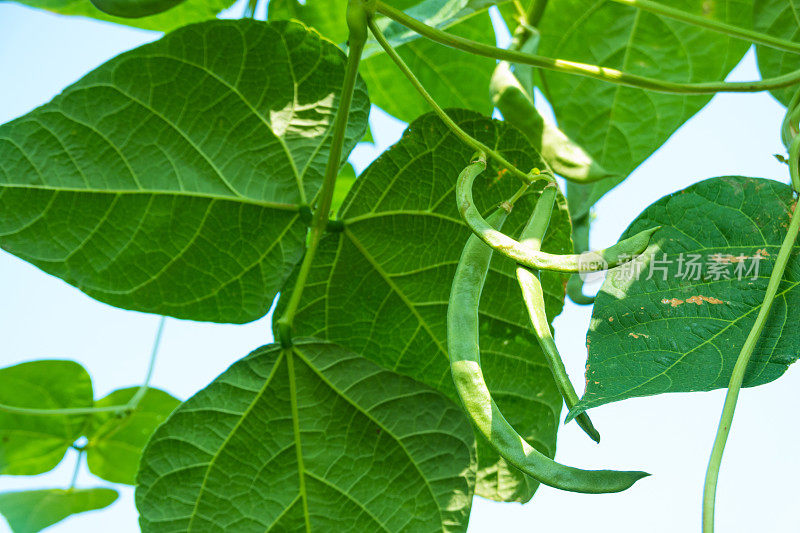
[447,154,658,493]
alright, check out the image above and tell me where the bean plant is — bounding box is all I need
[0,0,798,531]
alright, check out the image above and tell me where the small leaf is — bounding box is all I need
[0,360,93,476]
[136,340,476,532]
[754,0,800,106]
[0,488,118,533]
[577,176,800,415]
[86,387,180,485]
[0,20,369,324]
[276,110,569,503]
[8,0,233,32]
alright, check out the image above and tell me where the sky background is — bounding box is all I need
[1,2,798,532]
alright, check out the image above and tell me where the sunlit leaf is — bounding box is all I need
[0,488,118,533]
[0,360,92,476]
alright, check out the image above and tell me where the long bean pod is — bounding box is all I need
[447,209,649,493]
[457,157,658,273]
[515,185,601,443]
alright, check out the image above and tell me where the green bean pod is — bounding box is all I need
[515,185,600,443]
[457,159,658,273]
[448,208,649,493]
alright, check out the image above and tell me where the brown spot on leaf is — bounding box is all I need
[686,295,725,305]
[661,298,684,307]
[628,332,649,339]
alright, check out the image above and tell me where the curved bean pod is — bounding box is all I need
[457,158,658,273]
[447,208,649,493]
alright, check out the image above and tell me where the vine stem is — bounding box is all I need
[69,449,84,489]
[608,0,800,55]
[0,316,166,416]
[375,1,800,95]
[368,18,546,186]
[276,1,368,345]
[702,191,800,532]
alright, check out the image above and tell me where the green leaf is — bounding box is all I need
[0,488,118,533]
[754,0,800,106]
[8,0,234,32]
[275,110,569,502]
[0,360,93,476]
[0,20,369,324]
[136,340,476,532]
[537,0,751,216]
[575,176,800,416]
[86,387,180,485]
[360,13,496,122]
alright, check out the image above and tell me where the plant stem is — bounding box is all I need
[69,449,84,489]
[375,1,800,95]
[276,1,368,346]
[608,0,800,55]
[0,317,166,417]
[790,136,800,194]
[702,190,800,532]
[368,18,546,186]
[126,316,166,410]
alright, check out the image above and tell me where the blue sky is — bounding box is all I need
[1,2,799,531]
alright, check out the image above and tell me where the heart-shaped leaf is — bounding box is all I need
[136,339,476,532]
[0,20,369,323]
[0,360,92,476]
[575,176,800,416]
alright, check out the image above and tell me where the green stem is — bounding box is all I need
[276,1,368,345]
[69,449,84,489]
[368,18,546,186]
[790,136,800,194]
[609,0,800,55]
[126,316,166,410]
[375,1,800,95]
[0,316,167,417]
[702,191,800,533]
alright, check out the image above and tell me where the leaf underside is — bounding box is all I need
[136,339,477,533]
[538,0,751,216]
[0,20,369,323]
